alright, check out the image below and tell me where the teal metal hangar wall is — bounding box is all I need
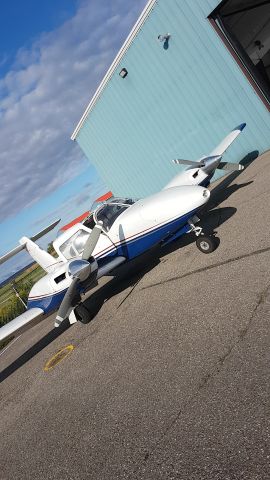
[72,0,270,199]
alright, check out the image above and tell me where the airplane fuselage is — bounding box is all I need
[0,123,247,343]
[27,185,210,314]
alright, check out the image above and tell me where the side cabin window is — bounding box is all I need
[59,230,90,259]
[83,213,96,230]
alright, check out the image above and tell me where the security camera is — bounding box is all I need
[157,33,170,42]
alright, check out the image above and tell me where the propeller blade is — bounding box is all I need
[31,219,61,241]
[55,259,92,327]
[55,222,103,328]
[173,159,204,167]
[55,278,79,327]
[218,162,244,171]
[82,222,103,260]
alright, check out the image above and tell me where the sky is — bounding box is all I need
[0,0,147,282]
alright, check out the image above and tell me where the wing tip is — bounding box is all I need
[233,122,246,132]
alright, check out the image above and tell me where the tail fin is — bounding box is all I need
[0,219,61,272]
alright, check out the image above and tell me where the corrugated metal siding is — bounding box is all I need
[76,0,270,199]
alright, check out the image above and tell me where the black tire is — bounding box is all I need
[74,303,91,324]
[196,235,217,254]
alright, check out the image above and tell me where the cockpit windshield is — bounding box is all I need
[94,198,135,232]
[107,197,135,206]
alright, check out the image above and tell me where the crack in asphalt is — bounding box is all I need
[141,244,270,292]
[117,277,143,309]
[199,282,270,387]
[131,282,270,479]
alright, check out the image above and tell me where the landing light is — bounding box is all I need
[119,68,128,78]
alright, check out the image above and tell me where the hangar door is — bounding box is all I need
[211,0,270,107]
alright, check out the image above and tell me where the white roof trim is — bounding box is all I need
[71,0,157,140]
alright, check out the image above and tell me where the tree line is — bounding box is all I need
[0,243,56,327]
[0,277,35,327]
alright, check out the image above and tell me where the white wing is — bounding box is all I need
[209,123,246,157]
[0,308,44,343]
[173,124,246,167]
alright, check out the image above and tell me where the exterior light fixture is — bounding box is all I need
[119,68,128,78]
[157,33,170,42]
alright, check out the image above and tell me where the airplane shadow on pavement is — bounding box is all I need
[83,205,235,313]
[0,151,258,381]
[0,320,70,382]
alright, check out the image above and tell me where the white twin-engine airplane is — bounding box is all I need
[0,123,246,343]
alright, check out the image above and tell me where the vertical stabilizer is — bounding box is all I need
[0,219,61,272]
[19,237,59,273]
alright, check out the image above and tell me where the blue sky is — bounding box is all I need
[0,0,147,282]
[0,0,77,76]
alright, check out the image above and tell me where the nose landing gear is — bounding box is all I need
[196,235,217,253]
[188,217,218,254]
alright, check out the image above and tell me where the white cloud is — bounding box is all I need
[0,0,147,222]
[30,178,106,231]
[0,176,107,283]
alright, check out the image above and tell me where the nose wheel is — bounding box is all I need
[196,235,217,253]
[188,218,218,254]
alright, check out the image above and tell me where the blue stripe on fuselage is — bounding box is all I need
[27,208,200,314]
[27,288,67,315]
[113,208,198,259]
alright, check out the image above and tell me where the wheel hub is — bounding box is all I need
[199,240,209,251]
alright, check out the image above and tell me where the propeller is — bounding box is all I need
[54,222,103,327]
[82,221,103,260]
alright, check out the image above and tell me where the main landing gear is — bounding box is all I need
[74,303,91,324]
[188,217,217,254]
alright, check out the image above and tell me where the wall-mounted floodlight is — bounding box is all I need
[157,33,170,42]
[119,68,128,78]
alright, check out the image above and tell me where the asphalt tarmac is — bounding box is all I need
[1,150,270,480]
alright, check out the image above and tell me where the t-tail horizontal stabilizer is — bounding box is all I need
[0,219,60,269]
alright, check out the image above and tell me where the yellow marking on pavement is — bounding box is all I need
[44,345,74,371]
